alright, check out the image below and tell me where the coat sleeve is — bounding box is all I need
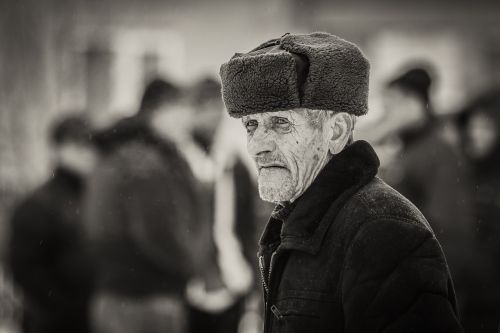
[341,218,464,333]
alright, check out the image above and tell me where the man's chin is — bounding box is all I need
[258,180,295,203]
[258,186,293,203]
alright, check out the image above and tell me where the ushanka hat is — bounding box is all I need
[220,32,370,118]
[387,67,433,104]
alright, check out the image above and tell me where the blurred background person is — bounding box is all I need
[185,77,273,333]
[184,77,248,333]
[369,66,476,316]
[209,98,275,333]
[85,78,209,333]
[7,114,97,333]
[455,90,500,333]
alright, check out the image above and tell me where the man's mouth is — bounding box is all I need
[258,163,288,172]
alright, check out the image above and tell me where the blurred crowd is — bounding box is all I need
[364,66,500,333]
[2,63,500,333]
[5,76,274,333]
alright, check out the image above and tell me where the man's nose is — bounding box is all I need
[248,127,276,158]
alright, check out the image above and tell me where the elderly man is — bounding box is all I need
[219,33,463,332]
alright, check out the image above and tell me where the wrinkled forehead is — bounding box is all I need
[241,108,310,121]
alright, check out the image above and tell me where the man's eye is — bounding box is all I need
[245,120,258,132]
[273,117,291,129]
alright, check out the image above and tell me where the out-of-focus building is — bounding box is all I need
[2,0,500,192]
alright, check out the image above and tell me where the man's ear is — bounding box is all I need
[327,112,354,155]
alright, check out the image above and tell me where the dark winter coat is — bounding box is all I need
[390,125,474,261]
[258,141,463,333]
[8,167,95,332]
[384,124,475,303]
[463,121,500,331]
[469,132,500,275]
[85,117,209,298]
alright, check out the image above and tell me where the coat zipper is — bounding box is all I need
[259,255,270,333]
[270,304,283,320]
[259,255,270,296]
[261,251,279,333]
[259,252,278,297]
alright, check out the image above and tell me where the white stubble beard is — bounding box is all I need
[257,168,296,203]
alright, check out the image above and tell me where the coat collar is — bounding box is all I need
[259,140,380,255]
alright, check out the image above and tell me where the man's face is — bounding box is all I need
[192,100,223,146]
[466,111,499,159]
[242,109,331,203]
[382,88,427,131]
[57,142,98,176]
[151,101,195,143]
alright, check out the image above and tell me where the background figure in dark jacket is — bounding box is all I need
[456,90,500,333]
[379,67,475,314]
[8,115,97,333]
[85,78,209,333]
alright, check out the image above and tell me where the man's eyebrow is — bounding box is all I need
[242,115,255,121]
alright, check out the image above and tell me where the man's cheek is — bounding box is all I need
[279,135,308,155]
[286,143,310,161]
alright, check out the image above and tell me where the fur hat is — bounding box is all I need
[387,67,433,105]
[50,114,94,146]
[138,78,182,115]
[219,32,370,118]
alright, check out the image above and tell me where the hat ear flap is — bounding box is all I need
[220,52,301,117]
[289,52,310,103]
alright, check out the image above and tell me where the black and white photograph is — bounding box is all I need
[0,0,500,332]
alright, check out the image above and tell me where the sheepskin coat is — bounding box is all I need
[257,140,463,333]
